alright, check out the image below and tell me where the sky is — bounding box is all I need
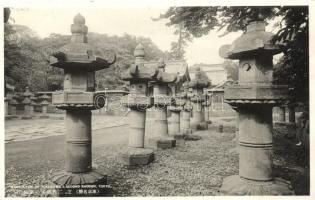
[10,7,242,66]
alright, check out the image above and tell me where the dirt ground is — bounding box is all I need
[5,117,309,197]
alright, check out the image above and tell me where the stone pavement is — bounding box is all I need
[5,115,127,143]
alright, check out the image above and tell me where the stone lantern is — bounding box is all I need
[219,20,294,195]
[121,43,155,166]
[39,94,50,117]
[12,93,22,115]
[9,96,18,116]
[179,82,192,135]
[21,87,32,119]
[188,67,210,130]
[49,14,115,196]
[288,102,297,124]
[4,97,10,116]
[168,90,185,139]
[30,95,37,116]
[147,60,177,149]
[202,92,212,127]
[278,105,286,122]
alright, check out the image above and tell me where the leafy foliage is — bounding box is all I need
[4,24,164,92]
[157,6,309,102]
[166,24,192,60]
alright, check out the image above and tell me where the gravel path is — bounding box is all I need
[5,118,308,197]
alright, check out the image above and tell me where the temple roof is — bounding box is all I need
[154,70,178,84]
[121,61,159,82]
[164,60,190,82]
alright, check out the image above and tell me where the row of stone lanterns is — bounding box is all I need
[48,14,199,194]
[45,13,296,196]
[277,102,297,124]
[5,87,51,119]
[120,44,215,167]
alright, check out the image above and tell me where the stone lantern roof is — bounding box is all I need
[10,98,19,105]
[188,67,210,89]
[22,87,32,97]
[12,93,20,102]
[122,43,159,82]
[150,59,178,84]
[40,100,50,106]
[155,70,178,84]
[39,94,50,100]
[29,95,37,106]
[225,21,281,59]
[50,13,115,72]
[164,60,190,82]
[22,98,31,104]
[122,62,159,82]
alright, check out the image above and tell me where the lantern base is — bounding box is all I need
[180,129,192,135]
[39,115,49,119]
[192,122,208,130]
[148,137,176,149]
[183,134,202,141]
[220,175,294,195]
[5,115,19,120]
[121,147,154,166]
[173,134,185,140]
[51,169,111,197]
[21,115,32,120]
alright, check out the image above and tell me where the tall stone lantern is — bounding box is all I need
[121,44,155,166]
[148,60,177,149]
[219,20,294,195]
[168,76,186,139]
[9,96,18,116]
[202,92,211,127]
[39,94,50,117]
[188,67,210,130]
[50,14,115,196]
[21,87,32,119]
[179,82,192,135]
[4,97,10,116]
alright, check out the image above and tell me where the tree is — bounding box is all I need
[157,6,309,102]
[168,23,192,60]
[4,21,165,92]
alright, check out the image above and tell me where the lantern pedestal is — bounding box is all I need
[220,175,294,195]
[121,95,155,166]
[147,107,176,150]
[121,147,154,167]
[180,109,193,135]
[168,106,183,139]
[51,169,109,197]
